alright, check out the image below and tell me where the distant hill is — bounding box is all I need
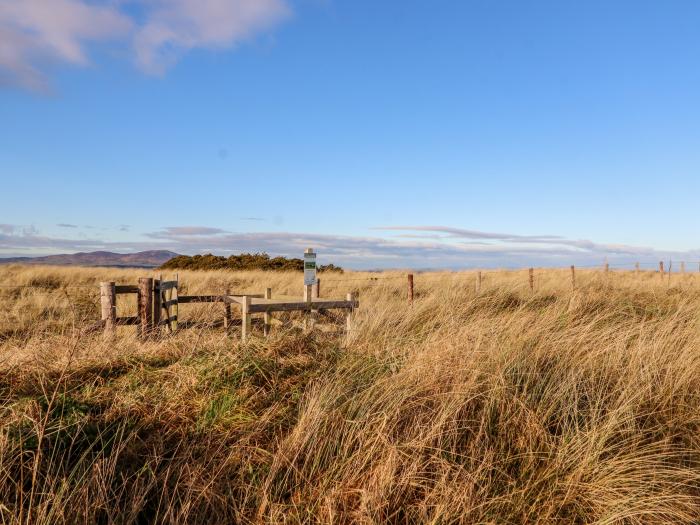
[0,250,179,268]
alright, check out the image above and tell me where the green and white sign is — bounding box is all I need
[304,249,317,285]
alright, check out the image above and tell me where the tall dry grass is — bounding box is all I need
[1,264,700,523]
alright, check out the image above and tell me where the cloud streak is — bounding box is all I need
[0,0,291,91]
[1,224,699,269]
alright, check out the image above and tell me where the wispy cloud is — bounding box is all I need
[57,223,78,228]
[0,0,291,91]
[0,0,132,91]
[134,0,291,75]
[150,226,230,237]
[1,224,698,269]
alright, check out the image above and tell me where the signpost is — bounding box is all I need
[304,248,317,286]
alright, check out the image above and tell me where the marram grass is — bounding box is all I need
[1,264,700,523]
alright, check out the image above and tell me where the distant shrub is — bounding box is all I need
[159,253,343,273]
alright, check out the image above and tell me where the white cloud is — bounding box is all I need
[0,0,131,90]
[0,0,291,90]
[134,0,290,74]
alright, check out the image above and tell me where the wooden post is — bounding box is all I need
[345,292,354,333]
[172,274,179,331]
[528,268,534,292]
[153,277,161,333]
[138,278,153,338]
[604,263,609,275]
[659,261,664,276]
[264,287,272,336]
[681,262,686,274]
[100,281,116,336]
[241,295,251,343]
[570,265,576,290]
[224,286,232,330]
[408,273,414,304]
[313,278,320,299]
[635,262,640,274]
[475,271,482,294]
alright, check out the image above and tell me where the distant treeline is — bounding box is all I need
[160,253,343,273]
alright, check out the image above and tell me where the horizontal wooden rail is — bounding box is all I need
[115,285,139,294]
[178,294,264,304]
[247,299,358,314]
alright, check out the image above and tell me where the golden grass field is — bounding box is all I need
[1,264,700,524]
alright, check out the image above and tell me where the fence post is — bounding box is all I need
[345,292,354,333]
[241,295,251,343]
[264,287,272,337]
[528,268,534,292]
[408,273,414,304]
[681,262,686,274]
[100,281,116,336]
[224,286,232,330]
[604,263,609,275]
[635,262,640,274]
[475,271,482,294]
[153,277,161,334]
[313,278,320,299]
[138,277,153,338]
[659,261,664,278]
[570,265,576,290]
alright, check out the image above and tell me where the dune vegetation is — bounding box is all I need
[1,264,700,524]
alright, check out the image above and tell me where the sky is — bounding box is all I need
[1,0,700,269]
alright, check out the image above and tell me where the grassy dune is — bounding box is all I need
[1,264,700,523]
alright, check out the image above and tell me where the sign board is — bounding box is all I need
[304,250,317,285]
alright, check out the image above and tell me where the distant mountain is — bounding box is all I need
[0,250,179,268]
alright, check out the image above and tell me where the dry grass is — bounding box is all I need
[1,264,700,523]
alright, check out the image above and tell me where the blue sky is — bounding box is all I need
[1,0,700,268]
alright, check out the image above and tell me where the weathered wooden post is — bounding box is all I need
[604,262,609,275]
[635,262,640,274]
[224,286,232,330]
[345,292,354,333]
[313,278,321,299]
[153,276,161,333]
[659,261,664,278]
[570,265,576,290]
[528,268,534,292]
[475,271,482,294]
[138,277,153,338]
[681,261,686,274]
[100,281,116,336]
[241,295,251,343]
[264,287,272,336]
[408,273,414,304]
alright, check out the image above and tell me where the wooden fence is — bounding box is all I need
[99,276,358,342]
